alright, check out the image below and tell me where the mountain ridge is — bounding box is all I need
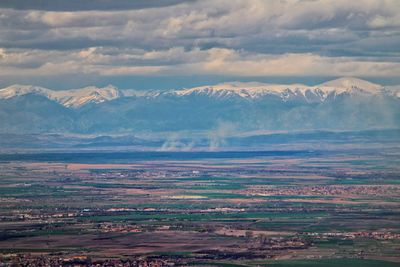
[1,77,399,134]
[0,84,120,108]
[0,77,398,108]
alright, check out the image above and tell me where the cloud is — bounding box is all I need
[196,49,400,77]
[96,66,166,76]
[0,0,195,11]
[367,14,400,29]
[1,47,399,78]
[0,0,399,85]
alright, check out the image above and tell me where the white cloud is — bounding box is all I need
[367,14,400,29]
[78,47,97,58]
[96,66,166,76]
[0,0,399,82]
[196,49,400,77]
[1,47,398,78]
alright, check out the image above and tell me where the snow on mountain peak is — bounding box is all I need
[174,82,307,99]
[51,85,120,108]
[0,85,51,99]
[173,78,385,101]
[0,84,121,108]
[319,77,382,92]
[0,78,394,108]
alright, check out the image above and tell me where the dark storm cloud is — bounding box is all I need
[0,0,196,11]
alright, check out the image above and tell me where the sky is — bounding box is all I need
[0,0,400,90]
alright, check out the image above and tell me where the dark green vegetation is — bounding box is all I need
[0,146,399,266]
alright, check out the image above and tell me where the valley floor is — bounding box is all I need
[0,147,399,266]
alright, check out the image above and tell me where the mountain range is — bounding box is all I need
[0,77,399,134]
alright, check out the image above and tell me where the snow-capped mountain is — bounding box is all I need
[172,77,387,102]
[0,84,120,108]
[0,77,399,134]
[0,77,397,108]
[319,77,382,92]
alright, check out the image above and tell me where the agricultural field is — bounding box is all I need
[0,148,399,266]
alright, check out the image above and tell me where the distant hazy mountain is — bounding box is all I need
[0,77,399,134]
